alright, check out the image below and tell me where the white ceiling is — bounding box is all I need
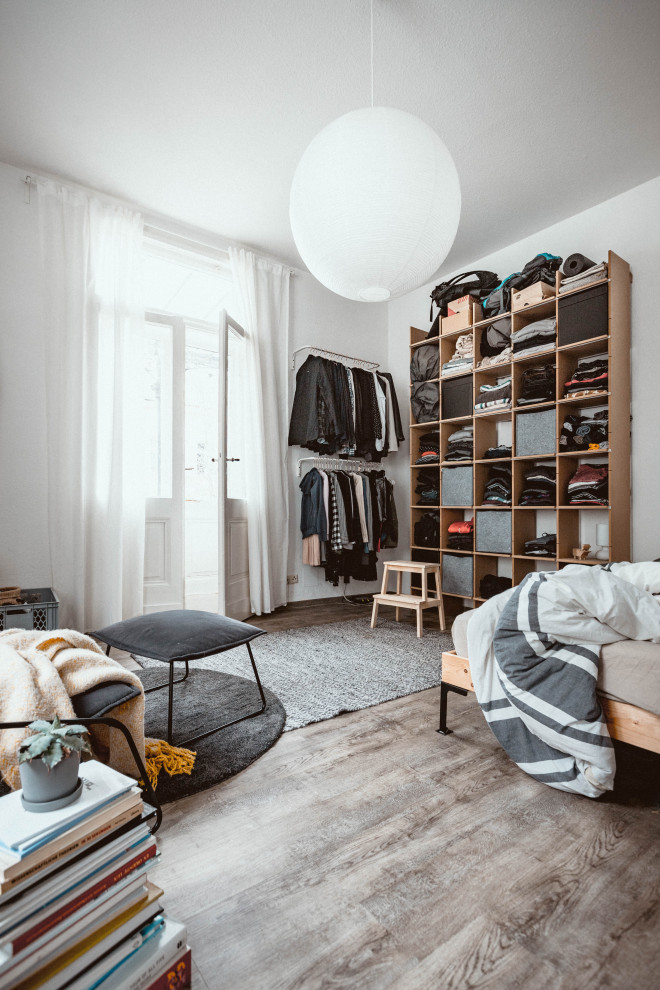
[1,0,659,278]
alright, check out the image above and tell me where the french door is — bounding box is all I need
[143,311,249,619]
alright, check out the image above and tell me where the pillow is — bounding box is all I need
[94,610,265,663]
[608,562,660,597]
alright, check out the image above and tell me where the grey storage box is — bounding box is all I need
[441,466,473,506]
[0,588,59,632]
[442,554,473,597]
[515,409,556,457]
[476,511,512,554]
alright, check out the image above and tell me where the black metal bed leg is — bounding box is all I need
[437,682,452,735]
[437,682,468,735]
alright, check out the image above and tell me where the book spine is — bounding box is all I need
[0,805,142,890]
[10,845,158,954]
[143,948,192,990]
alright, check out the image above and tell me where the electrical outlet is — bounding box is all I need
[287,574,299,585]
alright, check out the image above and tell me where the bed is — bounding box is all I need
[440,607,660,756]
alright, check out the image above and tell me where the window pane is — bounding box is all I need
[185,328,219,503]
[227,330,246,501]
[142,246,235,321]
[144,322,173,498]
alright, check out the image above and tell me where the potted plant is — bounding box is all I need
[18,716,92,812]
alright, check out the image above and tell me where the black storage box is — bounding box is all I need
[441,374,472,420]
[558,283,608,347]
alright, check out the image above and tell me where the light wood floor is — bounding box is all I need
[153,602,660,990]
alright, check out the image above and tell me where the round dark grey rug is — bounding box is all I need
[137,667,286,804]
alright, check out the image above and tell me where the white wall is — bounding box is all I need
[0,163,51,587]
[387,174,660,563]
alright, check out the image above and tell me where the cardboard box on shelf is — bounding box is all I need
[442,301,483,335]
[512,281,556,311]
[447,294,481,316]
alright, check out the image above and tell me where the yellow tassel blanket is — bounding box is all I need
[0,628,195,791]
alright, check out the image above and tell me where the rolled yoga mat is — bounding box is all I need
[562,253,597,277]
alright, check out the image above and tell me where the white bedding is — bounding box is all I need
[460,564,660,797]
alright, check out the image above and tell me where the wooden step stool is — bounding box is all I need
[371,561,445,638]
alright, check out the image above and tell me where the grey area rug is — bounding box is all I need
[139,616,453,732]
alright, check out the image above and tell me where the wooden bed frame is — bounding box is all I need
[440,650,660,755]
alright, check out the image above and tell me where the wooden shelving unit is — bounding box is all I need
[409,250,631,611]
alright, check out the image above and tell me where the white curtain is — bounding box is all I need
[229,248,290,614]
[37,180,146,631]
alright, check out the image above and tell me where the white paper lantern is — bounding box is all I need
[290,106,461,302]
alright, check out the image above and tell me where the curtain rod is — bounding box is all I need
[19,170,296,275]
[291,345,380,371]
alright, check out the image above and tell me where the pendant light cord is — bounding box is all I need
[370,0,374,107]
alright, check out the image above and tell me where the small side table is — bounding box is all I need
[370,561,445,638]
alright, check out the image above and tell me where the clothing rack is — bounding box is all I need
[291,344,380,372]
[297,456,388,478]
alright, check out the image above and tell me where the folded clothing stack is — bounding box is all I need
[524,532,556,557]
[447,517,474,550]
[559,412,608,452]
[415,467,440,506]
[567,464,608,505]
[477,347,512,369]
[563,354,608,398]
[474,377,512,412]
[445,425,473,461]
[415,430,440,464]
[517,363,556,405]
[511,317,556,358]
[479,573,513,599]
[414,510,440,548]
[442,332,473,377]
[482,464,512,505]
[483,444,512,459]
[559,262,607,293]
[518,464,556,506]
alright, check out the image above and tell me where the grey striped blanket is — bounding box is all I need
[466,564,660,798]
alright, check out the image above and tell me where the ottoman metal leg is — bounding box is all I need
[167,643,267,748]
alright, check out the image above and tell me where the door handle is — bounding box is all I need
[226,458,241,462]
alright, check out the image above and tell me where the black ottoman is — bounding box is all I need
[94,610,267,747]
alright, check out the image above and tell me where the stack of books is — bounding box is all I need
[0,760,191,990]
